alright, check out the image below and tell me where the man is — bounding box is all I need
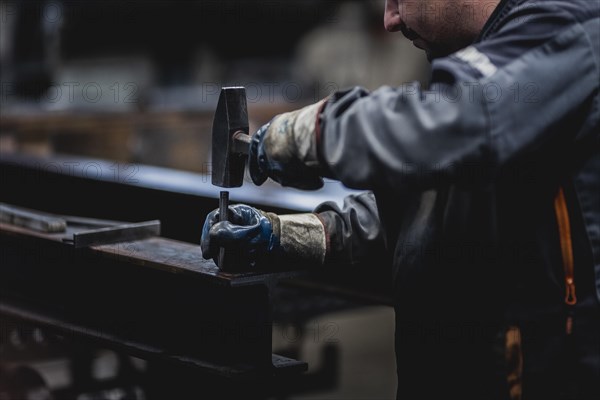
[202,0,600,398]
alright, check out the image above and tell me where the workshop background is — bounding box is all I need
[0,1,430,399]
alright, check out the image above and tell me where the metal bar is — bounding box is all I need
[71,220,161,248]
[0,203,67,233]
[218,191,229,270]
[62,215,128,227]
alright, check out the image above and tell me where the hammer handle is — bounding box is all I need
[218,191,229,270]
[232,131,252,155]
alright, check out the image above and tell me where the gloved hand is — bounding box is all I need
[249,99,328,190]
[201,204,279,268]
[201,204,327,269]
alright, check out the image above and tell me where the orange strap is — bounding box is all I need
[554,187,577,306]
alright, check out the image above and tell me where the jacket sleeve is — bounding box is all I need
[314,191,386,266]
[318,3,600,192]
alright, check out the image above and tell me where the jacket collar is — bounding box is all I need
[476,0,523,42]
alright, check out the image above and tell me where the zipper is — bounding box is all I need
[553,186,577,335]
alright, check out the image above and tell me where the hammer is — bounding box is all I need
[211,87,252,271]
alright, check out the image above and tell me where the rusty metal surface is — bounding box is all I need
[92,236,306,287]
[0,222,305,287]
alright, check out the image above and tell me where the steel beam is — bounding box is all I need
[0,221,306,381]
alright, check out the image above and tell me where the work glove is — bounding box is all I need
[249,99,328,190]
[201,204,327,270]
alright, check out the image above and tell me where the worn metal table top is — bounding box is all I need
[0,221,304,287]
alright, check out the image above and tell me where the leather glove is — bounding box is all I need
[249,99,328,190]
[201,204,327,269]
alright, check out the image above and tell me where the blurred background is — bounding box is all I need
[0,0,429,170]
[1,1,430,399]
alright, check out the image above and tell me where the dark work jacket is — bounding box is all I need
[314,0,600,399]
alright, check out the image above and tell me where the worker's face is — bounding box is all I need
[384,0,496,59]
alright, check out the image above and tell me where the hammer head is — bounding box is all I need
[211,87,249,188]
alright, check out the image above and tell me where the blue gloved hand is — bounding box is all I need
[248,99,328,190]
[201,204,280,268]
[201,204,328,270]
